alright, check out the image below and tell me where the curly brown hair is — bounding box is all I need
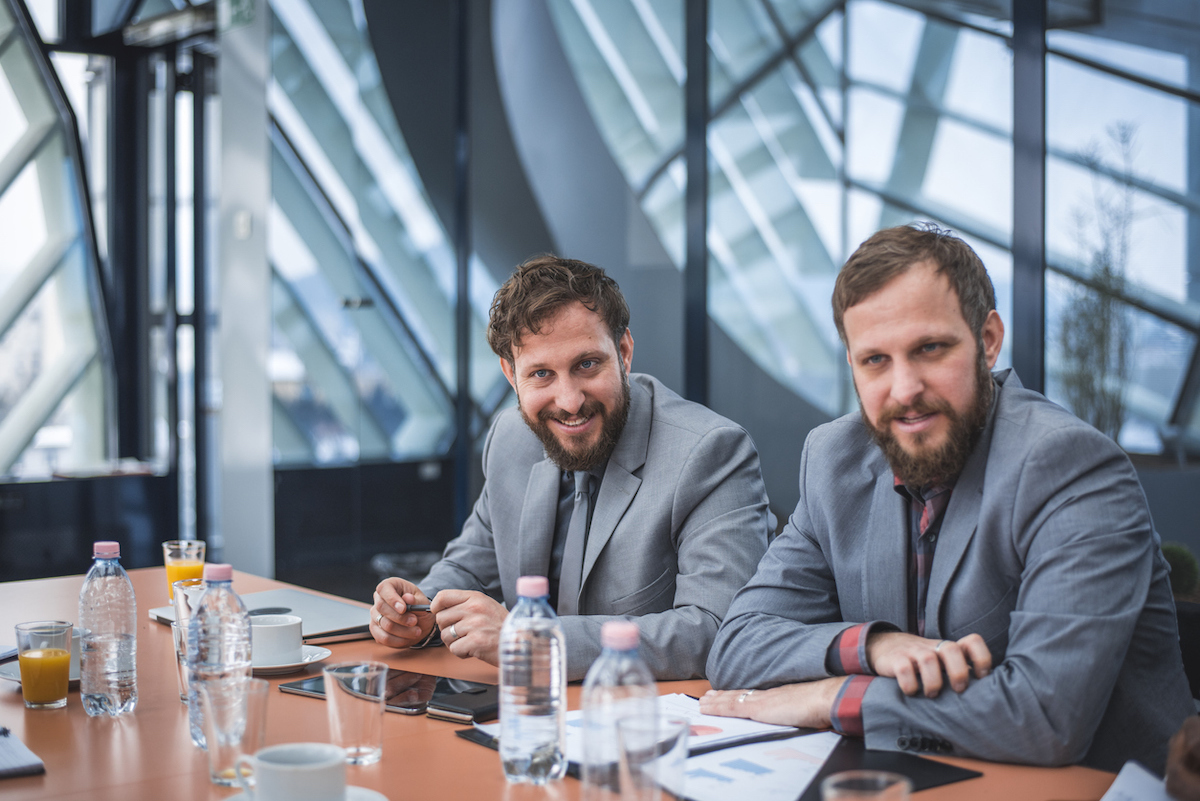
[487,255,630,363]
[832,223,996,345]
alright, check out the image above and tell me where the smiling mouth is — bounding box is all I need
[553,414,594,431]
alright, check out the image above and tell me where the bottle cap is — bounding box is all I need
[601,620,639,650]
[203,563,233,581]
[93,541,120,558]
[516,575,549,598]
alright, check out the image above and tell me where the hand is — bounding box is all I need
[867,631,992,697]
[371,577,435,648]
[1166,717,1200,801]
[432,590,509,666]
[699,678,849,730]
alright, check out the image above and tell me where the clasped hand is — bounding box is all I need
[867,631,992,697]
[371,577,507,666]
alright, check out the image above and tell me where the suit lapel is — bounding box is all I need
[517,459,562,579]
[577,378,650,602]
[924,376,1003,638]
[862,470,910,631]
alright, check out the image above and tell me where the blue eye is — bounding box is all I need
[579,360,596,369]
[533,369,549,379]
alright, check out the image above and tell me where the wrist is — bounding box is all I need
[410,622,440,649]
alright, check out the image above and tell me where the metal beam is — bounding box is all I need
[453,0,472,531]
[1011,0,1047,392]
[684,0,709,405]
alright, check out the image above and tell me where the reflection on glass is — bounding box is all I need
[0,0,111,478]
[267,0,500,465]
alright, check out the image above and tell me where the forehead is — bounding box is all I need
[511,302,614,365]
[842,261,970,352]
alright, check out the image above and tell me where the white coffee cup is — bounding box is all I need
[250,614,304,666]
[235,742,345,801]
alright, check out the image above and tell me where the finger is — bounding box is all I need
[916,650,944,698]
[936,642,972,693]
[893,660,920,696]
[698,690,751,718]
[430,589,473,614]
[376,579,406,610]
[958,633,993,678]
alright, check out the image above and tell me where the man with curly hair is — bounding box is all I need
[371,255,772,680]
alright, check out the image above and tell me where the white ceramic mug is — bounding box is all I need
[249,614,304,665]
[234,742,345,801]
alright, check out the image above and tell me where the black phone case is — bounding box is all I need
[425,685,499,723]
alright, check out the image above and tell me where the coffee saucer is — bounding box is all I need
[251,645,332,676]
[225,787,386,801]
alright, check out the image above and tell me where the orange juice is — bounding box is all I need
[166,560,205,599]
[18,648,70,706]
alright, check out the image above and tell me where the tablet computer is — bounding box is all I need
[279,669,497,721]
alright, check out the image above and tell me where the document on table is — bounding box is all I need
[1098,761,1172,801]
[472,693,804,764]
[661,731,842,801]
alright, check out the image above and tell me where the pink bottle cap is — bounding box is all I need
[203,563,233,581]
[601,621,639,650]
[516,576,549,598]
[93,541,120,558]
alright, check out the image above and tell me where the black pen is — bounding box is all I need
[404,603,432,613]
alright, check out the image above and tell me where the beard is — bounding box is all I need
[862,348,994,488]
[521,372,631,472]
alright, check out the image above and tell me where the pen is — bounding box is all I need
[405,603,432,613]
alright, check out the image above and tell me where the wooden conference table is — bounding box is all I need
[1,568,1117,800]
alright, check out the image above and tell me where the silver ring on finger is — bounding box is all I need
[935,640,949,651]
[375,612,384,626]
[737,689,755,704]
[448,623,459,641]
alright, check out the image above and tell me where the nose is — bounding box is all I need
[553,376,586,416]
[889,359,925,408]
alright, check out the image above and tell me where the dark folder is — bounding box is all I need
[796,737,982,800]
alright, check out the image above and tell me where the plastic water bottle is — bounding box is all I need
[499,575,568,784]
[187,564,251,749]
[581,620,657,797]
[78,541,138,717]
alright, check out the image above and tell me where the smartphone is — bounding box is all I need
[279,668,496,718]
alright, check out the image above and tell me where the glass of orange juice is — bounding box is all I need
[15,621,73,709]
[163,540,206,600]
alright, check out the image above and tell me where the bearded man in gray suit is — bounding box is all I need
[702,224,1192,773]
[370,255,771,680]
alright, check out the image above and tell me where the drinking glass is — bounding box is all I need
[323,661,388,764]
[163,540,206,600]
[199,677,270,786]
[821,770,912,800]
[15,621,73,709]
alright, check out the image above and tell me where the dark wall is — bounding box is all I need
[0,474,178,582]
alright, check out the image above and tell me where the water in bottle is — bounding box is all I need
[581,620,657,796]
[78,541,138,717]
[499,575,568,784]
[186,563,252,749]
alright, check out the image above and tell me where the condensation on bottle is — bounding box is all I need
[78,541,138,717]
[499,575,568,784]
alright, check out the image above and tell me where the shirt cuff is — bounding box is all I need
[827,621,893,675]
[829,675,872,737]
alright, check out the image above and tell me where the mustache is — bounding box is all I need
[875,397,955,427]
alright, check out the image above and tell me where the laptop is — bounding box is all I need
[149,588,371,644]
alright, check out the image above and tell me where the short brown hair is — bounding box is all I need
[487,255,630,363]
[832,223,995,345]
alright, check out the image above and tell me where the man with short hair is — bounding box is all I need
[702,224,1192,772]
[371,255,772,680]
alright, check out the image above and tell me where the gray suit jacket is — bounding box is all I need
[707,370,1192,773]
[421,373,772,681]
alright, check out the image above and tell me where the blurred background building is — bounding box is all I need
[1,0,1197,601]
